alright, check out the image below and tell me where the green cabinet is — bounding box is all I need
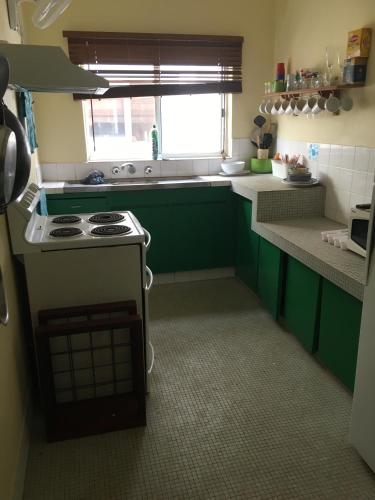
[282,256,321,353]
[234,195,259,291]
[257,237,284,319]
[47,187,234,274]
[316,279,362,391]
[108,190,174,273]
[47,194,108,215]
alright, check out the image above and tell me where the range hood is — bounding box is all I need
[0,43,109,94]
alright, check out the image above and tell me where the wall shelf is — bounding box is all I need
[264,83,364,99]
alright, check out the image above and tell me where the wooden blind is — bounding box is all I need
[63,31,244,99]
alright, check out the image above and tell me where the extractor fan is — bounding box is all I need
[7,0,72,31]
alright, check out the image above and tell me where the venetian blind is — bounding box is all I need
[63,31,244,99]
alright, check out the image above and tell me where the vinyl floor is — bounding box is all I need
[23,278,375,499]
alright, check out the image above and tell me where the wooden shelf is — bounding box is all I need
[264,83,364,98]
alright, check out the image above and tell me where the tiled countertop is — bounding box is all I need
[257,217,366,301]
[41,174,366,300]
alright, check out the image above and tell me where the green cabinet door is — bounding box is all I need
[234,195,259,291]
[108,190,174,274]
[283,256,321,353]
[130,206,174,273]
[257,237,284,319]
[316,279,362,391]
[171,188,234,271]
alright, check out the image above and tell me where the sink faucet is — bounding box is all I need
[144,166,153,175]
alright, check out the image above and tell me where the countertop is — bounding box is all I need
[41,174,366,300]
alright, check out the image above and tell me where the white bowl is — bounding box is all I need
[221,161,245,175]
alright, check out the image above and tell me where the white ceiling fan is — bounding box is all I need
[7,0,72,32]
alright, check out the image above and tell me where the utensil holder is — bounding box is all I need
[257,148,269,160]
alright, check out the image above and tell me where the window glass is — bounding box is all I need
[83,94,225,160]
[161,94,223,157]
[83,97,156,160]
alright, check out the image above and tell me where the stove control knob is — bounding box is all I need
[112,166,120,175]
[145,166,153,175]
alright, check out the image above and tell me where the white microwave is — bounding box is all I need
[347,205,371,257]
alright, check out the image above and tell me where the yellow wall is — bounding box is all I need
[274,0,375,147]
[0,2,35,499]
[22,0,276,163]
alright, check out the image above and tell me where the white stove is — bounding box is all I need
[25,210,145,251]
[7,184,154,393]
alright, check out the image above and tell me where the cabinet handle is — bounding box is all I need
[143,228,151,250]
[145,266,153,291]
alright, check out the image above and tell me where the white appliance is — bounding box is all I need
[7,183,154,390]
[347,205,371,258]
[351,184,375,470]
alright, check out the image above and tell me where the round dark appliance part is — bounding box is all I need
[52,215,82,224]
[91,225,131,236]
[50,227,83,238]
[88,213,125,224]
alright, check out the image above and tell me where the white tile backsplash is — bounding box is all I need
[354,147,370,172]
[208,158,221,175]
[277,138,375,225]
[41,137,257,184]
[329,145,343,167]
[193,159,209,176]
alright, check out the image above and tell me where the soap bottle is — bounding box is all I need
[151,125,159,160]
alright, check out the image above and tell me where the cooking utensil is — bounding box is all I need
[250,126,262,149]
[0,127,17,210]
[262,133,273,149]
[2,104,31,202]
[254,115,266,128]
[0,56,17,213]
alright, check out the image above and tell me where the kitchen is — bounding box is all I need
[1,0,375,499]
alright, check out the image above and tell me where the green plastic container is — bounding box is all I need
[250,158,272,174]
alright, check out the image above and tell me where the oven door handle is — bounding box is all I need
[145,266,153,292]
[143,228,151,251]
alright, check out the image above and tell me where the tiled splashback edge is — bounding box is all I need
[41,139,256,183]
[277,138,375,225]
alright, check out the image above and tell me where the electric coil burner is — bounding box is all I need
[91,225,131,237]
[52,215,82,224]
[88,213,125,224]
[50,227,83,238]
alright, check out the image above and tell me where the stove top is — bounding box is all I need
[25,210,145,250]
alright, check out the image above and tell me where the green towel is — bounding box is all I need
[18,91,38,154]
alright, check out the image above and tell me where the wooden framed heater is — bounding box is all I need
[35,300,146,441]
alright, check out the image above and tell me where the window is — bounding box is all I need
[83,93,227,160]
[64,31,242,160]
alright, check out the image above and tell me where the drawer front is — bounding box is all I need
[47,197,108,215]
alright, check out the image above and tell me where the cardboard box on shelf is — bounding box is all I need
[347,28,372,58]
